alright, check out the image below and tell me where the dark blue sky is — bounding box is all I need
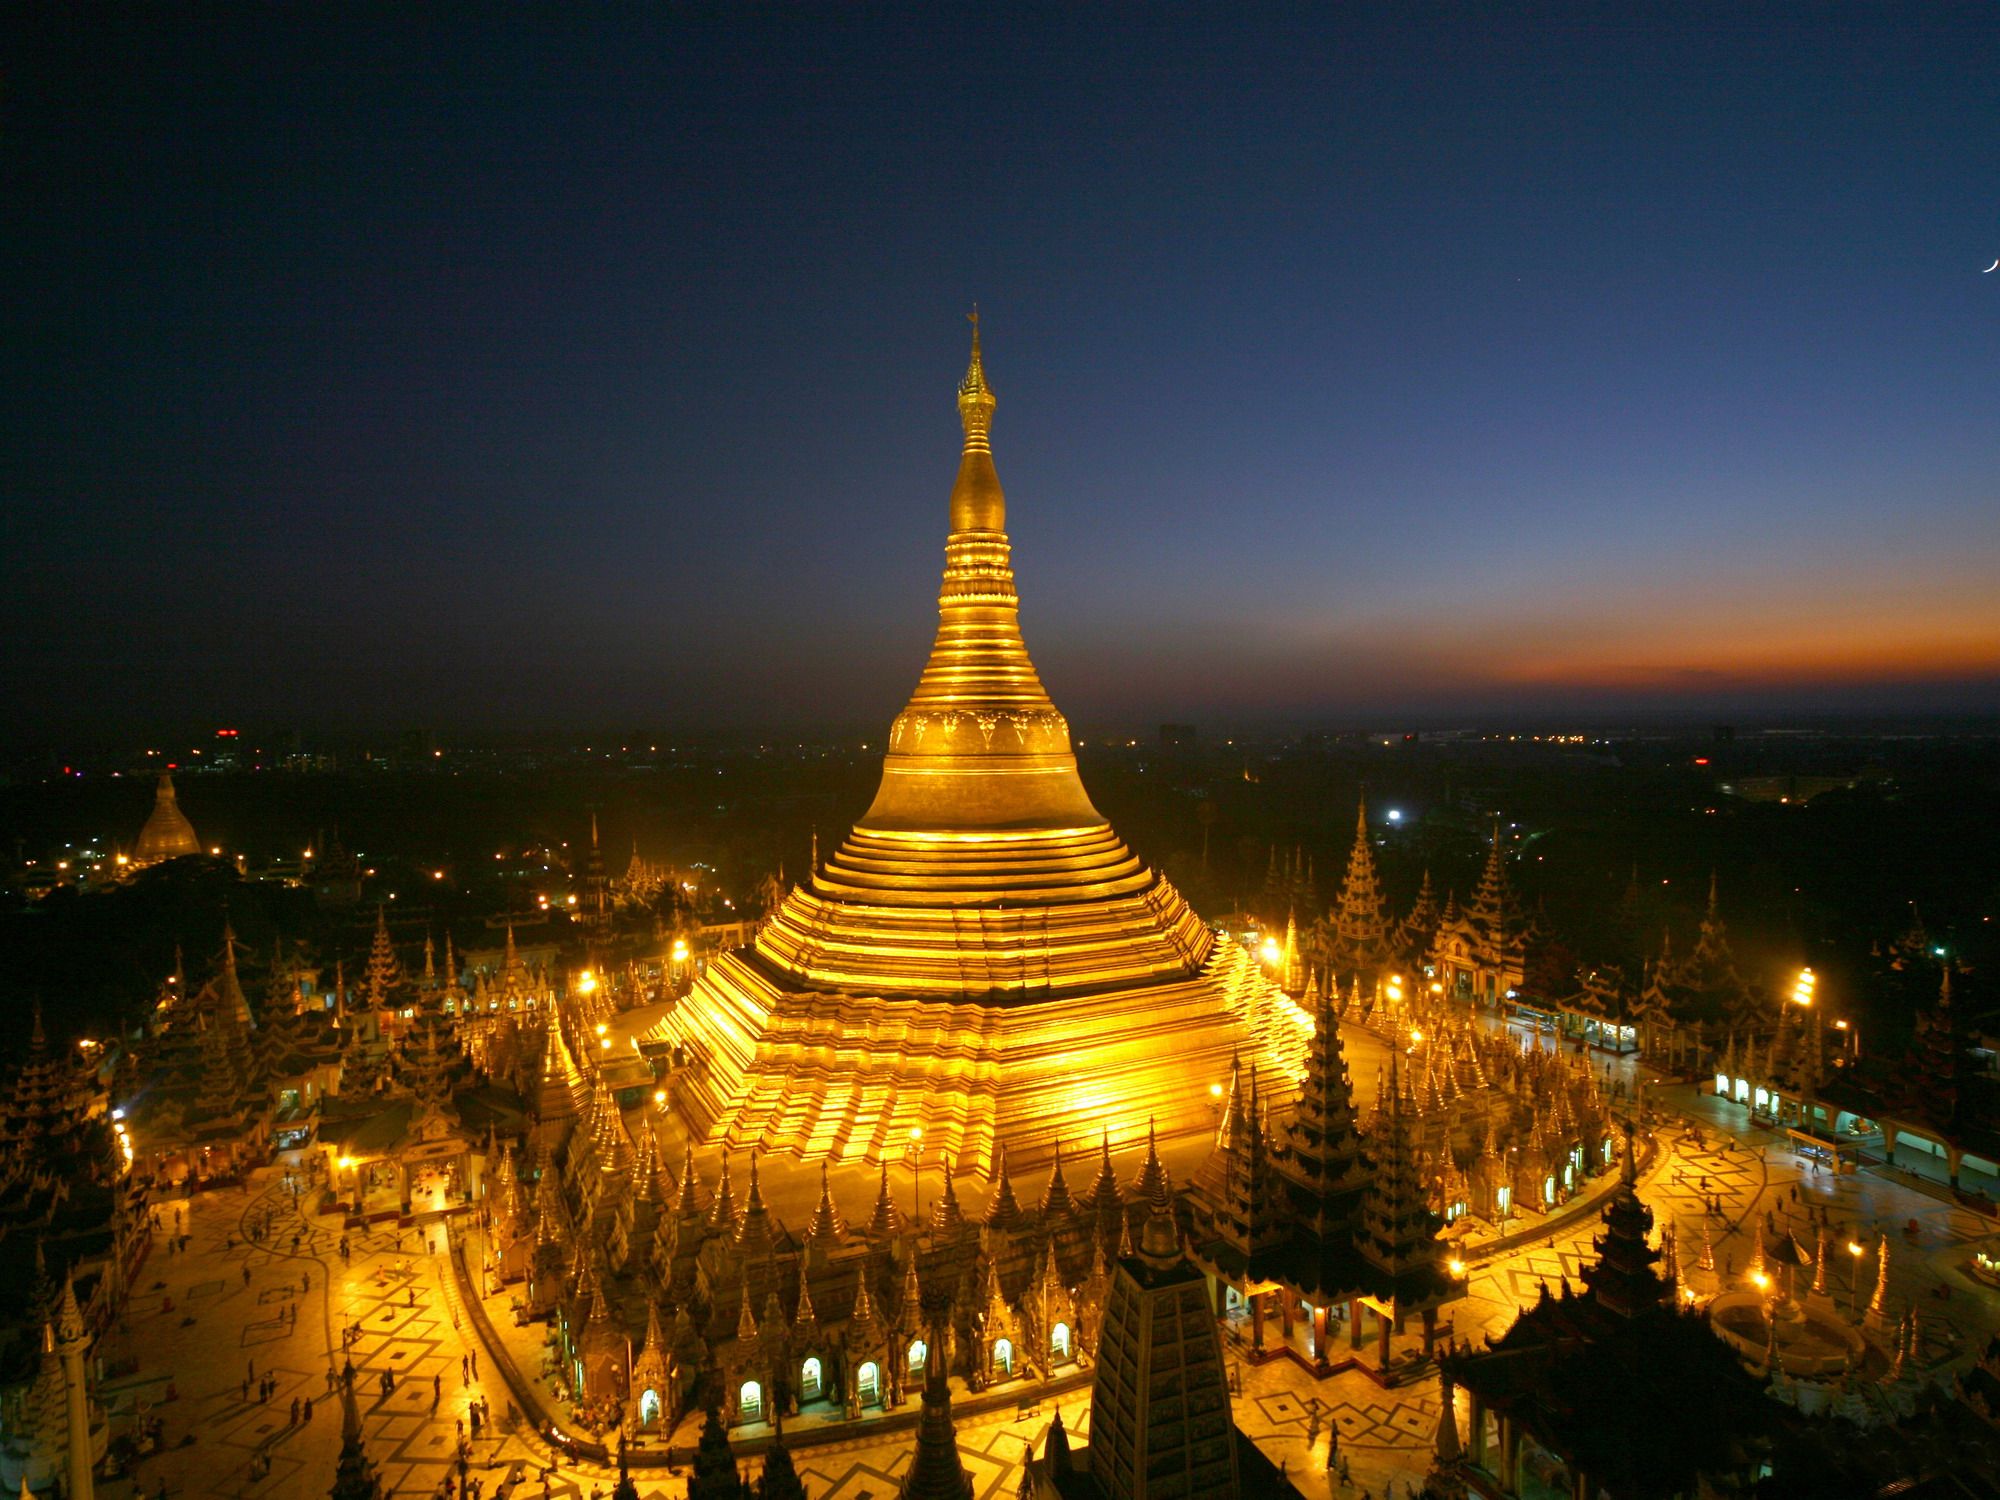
[6,6,1997,742]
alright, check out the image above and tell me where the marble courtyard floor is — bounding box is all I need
[86,1070,2000,1500]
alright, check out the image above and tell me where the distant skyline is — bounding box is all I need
[6,8,1998,744]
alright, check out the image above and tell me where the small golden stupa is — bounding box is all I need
[654,319,1305,1171]
[134,773,201,863]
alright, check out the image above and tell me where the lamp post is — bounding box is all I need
[1833,1017,1861,1062]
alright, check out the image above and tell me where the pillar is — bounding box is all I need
[1499,1417,1522,1498]
[1311,1303,1330,1367]
[1377,1305,1392,1365]
[1249,1292,1265,1352]
[1348,1298,1363,1350]
[1468,1395,1487,1465]
[1881,1123,1900,1164]
[1422,1306,1438,1356]
[1949,1147,1964,1188]
[56,1290,93,1500]
[1279,1290,1294,1341]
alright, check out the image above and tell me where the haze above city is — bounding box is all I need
[6,8,1998,744]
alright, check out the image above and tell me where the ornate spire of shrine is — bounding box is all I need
[709,1152,737,1233]
[955,308,996,465]
[898,1320,974,1500]
[1580,1121,1671,1319]
[986,1147,1022,1230]
[1357,1051,1447,1291]
[1328,799,1396,986]
[808,1162,845,1243]
[1282,991,1368,1222]
[332,1366,381,1500]
[675,1145,704,1218]
[1130,1118,1171,1205]
[735,1152,773,1256]
[1040,1139,1074,1220]
[1467,821,1514,928]
[867,1162,905,1239]
[930,1161,967,1237]
[1084,1129,1122,1239]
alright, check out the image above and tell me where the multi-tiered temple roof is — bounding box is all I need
[652,323,1304,1172]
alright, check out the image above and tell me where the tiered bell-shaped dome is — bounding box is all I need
[134,773,201,862]
[653,321,1306,1172]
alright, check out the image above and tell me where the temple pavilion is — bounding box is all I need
[1436,1126,1776,1499]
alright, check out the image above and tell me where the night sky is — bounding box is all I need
[6,8,1997,743]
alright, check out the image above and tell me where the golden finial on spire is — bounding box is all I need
[957,304,995,453]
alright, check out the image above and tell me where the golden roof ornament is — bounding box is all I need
[956,306,995,451]
[946,308,1005,535]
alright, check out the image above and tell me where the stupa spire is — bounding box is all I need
[855,316,1100,838]
[947,305,1002,531]
[956,306,995,460]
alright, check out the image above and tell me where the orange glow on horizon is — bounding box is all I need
[1473,587,2000,695]
[1095,567,2000,716]
[1494,628,2000,692]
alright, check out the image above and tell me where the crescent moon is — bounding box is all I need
[1986,258,2000,273]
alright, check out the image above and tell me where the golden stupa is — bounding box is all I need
[134,773,201,862]
[653,320,1305,1172]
